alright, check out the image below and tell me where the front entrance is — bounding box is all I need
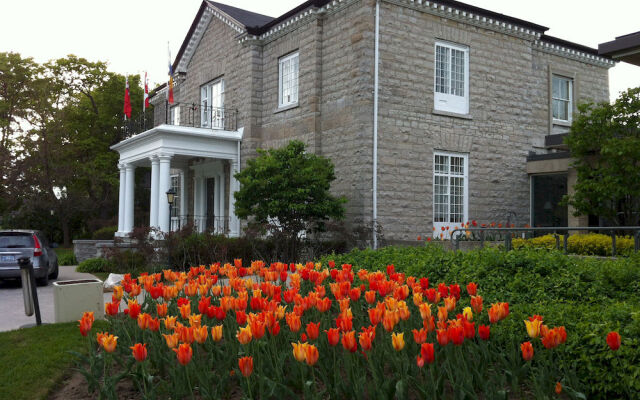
[206,178,216,231]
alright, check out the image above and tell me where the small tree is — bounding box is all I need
[234,140,346,259]
[564,87,640,226]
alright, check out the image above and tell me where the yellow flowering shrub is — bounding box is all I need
[513,233,635,256]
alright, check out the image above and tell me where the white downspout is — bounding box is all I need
[372,0,380,249]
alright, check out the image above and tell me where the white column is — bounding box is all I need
[116,163,126,236]
[229,160,240,237]
[193,176,199,231]
[218,172,225,233]
[179,170,187,228]
[149,156,159,229]
[213,173,220,232]
[123,164,136,234]
[158,154,172,233]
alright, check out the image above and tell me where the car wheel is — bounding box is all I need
[36,272,49,286]
[49,262,59,280]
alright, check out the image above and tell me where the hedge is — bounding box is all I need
[512,233,636,256]
[320,245,640,399]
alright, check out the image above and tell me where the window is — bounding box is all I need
[169,105,180,126]
[434,41,469,115]
[278,52,299,108]
[433,151,468,237]
[170,174,181,230]
[201,79,225,128]
[552,75,573,122]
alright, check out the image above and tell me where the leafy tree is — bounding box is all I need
[565,87,640,226]
[234,140,346,258]
[1,53,144,244]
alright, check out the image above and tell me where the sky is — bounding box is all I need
[1,0,639,100]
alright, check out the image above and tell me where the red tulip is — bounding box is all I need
[466,282,477,296]
[478,325,490,341]
[238,356,253,377]
[326,328,340,346]
[606,331,621,351]
[420,342,435,363]
[130,343,148,362]
[173,343,193,365]
[521,341,534,361]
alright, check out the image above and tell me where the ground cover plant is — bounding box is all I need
[72,253,628,400]
[0,321,106,400]
[323,245,640,398]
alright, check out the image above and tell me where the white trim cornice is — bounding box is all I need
[534,40,616,68]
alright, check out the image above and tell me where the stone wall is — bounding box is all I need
[373,1,610,241]
[73,240,115,263]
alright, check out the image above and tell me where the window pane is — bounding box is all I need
[451,49,465,97]
[434,175,449,222]
[434,152,467,225]
[449,176,464,223]
[280,54,299,106]
[435,154,449,174]
[435,46,450,94]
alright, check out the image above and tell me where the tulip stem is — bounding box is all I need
[185,366,194,400]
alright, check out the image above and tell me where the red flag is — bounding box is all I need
[168,43,174,104]
[144,72,149,110]
[123,76,132,118]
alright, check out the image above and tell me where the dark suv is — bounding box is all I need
[0,230,59,286]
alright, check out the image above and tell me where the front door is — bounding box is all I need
[206,178,215,231]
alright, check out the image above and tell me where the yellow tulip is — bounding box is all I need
[391,332,405,351]
[463,306,473,321]
[524,319,542,338]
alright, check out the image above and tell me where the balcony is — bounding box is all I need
[122,103,238,139]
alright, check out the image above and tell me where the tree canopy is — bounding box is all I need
[233,140,346,243]
[0,52,145,245]
[565,87,640,226]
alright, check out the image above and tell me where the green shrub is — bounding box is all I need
[320,246,640,398]
[54,248,77,266]
[76,257,114,273]
[91,226,117,240]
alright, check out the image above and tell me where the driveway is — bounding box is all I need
[0,266,113,332]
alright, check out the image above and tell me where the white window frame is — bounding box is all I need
[169,174,181,231]
[200,78,225,128]
[278,52,299,108]
[434,41,469,115]
[432,151,469,239]
[551,74,573,123]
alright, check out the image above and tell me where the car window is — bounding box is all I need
[0,234,34,248]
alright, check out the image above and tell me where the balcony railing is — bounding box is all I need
[121,103,238,140]
[169,214,230,235]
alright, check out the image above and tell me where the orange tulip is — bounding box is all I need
[305,344,319,366]
[148,317,160,332]
[470,295,483,314]
[156,303,168,317]
[163,316,177,330]
[306,321,320,341]
[174,343,193,366]
[105,301,119,316]
[113,285,124,300]
[292,341,307,362]
[179,303,191,319]
[419,303,432,320]
[101,334,118,353]
[130,343,148,362]
[521,341,534,361]
[436,329,449,346]
[193,325,208,344]
[364,290,376,304]
[382,312,396,332]
[238,356,253,377]
[341,330,357,353]
[437,306,448,322]
[163,333,180,349]
[286,312,301,332]
[555,382,562,394]
[78,313,93,336]
[412,328,427,344]
[211,325,223,342]
[444,296,456,312]
[358,330,373,351]
[368,307,383,326]
[189,314,202,328]
[391,332,405,351]
[236,325,253,345]
[250,319,266,340]
[137,313,151,330]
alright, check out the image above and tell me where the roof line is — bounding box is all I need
[172,2,208,73]
[540,34,605,58]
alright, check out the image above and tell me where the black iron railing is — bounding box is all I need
[121,103,238,140]
[450,226,640,256]
[166,103,237,132]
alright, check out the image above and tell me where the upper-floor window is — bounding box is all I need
[434,41,469,115]
[169,105,180,126]
[201,79,225,128]
[279,52,299,108]
[552,75,573,122]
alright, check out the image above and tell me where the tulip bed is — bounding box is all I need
[74,258,597,400]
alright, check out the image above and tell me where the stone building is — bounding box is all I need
[111,0,614,244]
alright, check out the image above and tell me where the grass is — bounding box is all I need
[0,321,106,400]
[54,247,77,266]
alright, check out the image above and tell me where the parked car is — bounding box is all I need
[0,230,59,286]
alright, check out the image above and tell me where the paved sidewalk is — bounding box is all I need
[0,266,113,332]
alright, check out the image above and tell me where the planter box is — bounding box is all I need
[53,279,104,323]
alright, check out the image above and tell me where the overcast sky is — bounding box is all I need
[2,0,639,100]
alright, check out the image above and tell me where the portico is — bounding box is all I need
[111,124,242,237]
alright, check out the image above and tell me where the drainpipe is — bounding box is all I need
[372,0,380,249]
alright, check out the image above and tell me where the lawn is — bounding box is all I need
[54,247,77,266]
[0,321,106,400]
